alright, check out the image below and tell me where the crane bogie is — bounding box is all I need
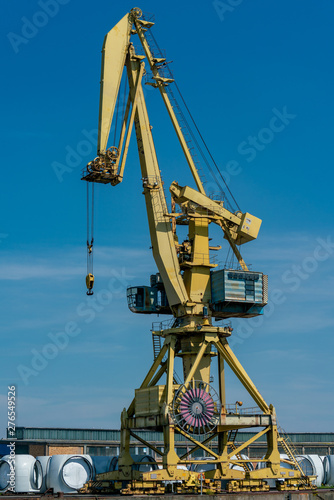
[80,7,315,494]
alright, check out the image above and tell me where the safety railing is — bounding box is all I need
[224,404,261,415]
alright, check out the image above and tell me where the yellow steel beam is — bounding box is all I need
[215,340,270,413]
[180,433,217,460]
[98,13,132,153]
[217,220,249,271]
[170,182,249,271]
[134,19,206,195]
[183,339,208,388]
[148,360,168,387]
[176,426,219,459]
[127,342,169,416]
[166,337,176,406]
[227,427,270,460]
[115,89,132,169]
[170,183,240,225]
[126,56,189,309]
[118,58,145,180]
[218,354,226,408]
[129,430,163,456]
[140,342,169,388]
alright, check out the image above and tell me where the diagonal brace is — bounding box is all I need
[215,339,270,413]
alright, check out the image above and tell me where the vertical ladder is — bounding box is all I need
[152,333,182,385]
[152,333,162,360]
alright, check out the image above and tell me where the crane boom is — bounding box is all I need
[126,49,189,309]
[97,13,132,154]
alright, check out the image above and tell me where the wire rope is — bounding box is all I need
[147,28,241,212]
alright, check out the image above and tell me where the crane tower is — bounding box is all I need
[80,8,314,494]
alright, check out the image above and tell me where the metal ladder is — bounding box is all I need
[278,426,310,487]
[151,333,182,385]
[228,429,252,472]
[152,333,162,360]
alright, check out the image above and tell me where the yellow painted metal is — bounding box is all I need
[215,339,270,413]
[182,339,208,387]
[126,53,189,310]
[170,183,241,225]
[163,339,180,469]
[165,337,176,407]
[135,385,166,416]
[180,433,217,460]
[170,181,262,271]
[227,427,270,460]
[147,360,167,387]
[218,354,226,407]
[179,337,213,385]
[97,13,132,154]
[182,217,212,306]
[118,408,133,469]
[236,212,262,244]
[115,91,131,173]
[141,344,168,387]
[176,426,219,459]
[263,423,281,473]
[117,60,144,180]
[127,341,168,417]
[85,273,94,290]
[129,430,163,456]
[226,479,270,493]
[81,8,311,493]
[217,219,249,271]
[133,19,206,195]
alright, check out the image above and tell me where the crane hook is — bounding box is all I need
[86,180,95,295]
[86,238,94,295]
[86,272,94,296]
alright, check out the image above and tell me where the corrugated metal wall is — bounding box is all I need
[10,427,334,445]
[211,270,264,304]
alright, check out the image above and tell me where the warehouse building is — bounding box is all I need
[1,427,334,459]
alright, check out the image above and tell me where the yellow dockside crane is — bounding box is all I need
[81,8,315,494]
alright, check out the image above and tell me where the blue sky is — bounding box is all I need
[1,0,334,439]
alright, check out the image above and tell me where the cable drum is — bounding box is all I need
[172,381,221,436]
